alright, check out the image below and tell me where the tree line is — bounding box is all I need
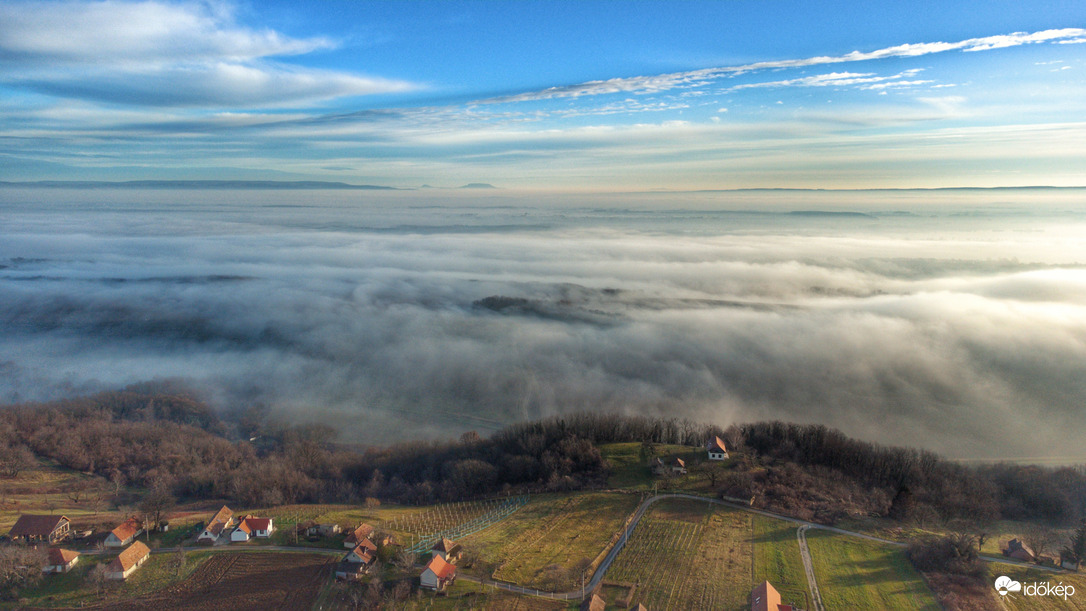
[3,390,1086,527]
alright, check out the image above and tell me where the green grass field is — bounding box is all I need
[459,492,640,591]
[752,516,808,608]
[805,529,939,611]
[608,498,752,610]
[988,563,1086,610]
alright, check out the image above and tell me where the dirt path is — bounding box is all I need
[797,524,826,611]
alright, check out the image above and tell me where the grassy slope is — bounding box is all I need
[988,562,1086,610]
[752,516,808,608]
[805,529,940,611]
[459,492,640,590]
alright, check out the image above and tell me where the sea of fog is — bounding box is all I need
[1,186,1085,459]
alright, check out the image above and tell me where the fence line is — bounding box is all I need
[405,494,530,553]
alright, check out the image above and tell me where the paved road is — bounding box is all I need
[797,525,826,611]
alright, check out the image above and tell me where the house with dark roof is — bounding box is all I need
[107,541,151,580]
[197,506,234,544]
[708,436,730,460]
[420,555,456,591]
[230,516,274,542]
[431,537,463,563]
[105,517,143,548]
[8,515,70,544]
[43,548,80,574]
[1004,538,1035,563]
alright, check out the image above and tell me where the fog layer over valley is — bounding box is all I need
[2,187,1085,459]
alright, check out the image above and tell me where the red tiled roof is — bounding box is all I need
[9,515,68,537]
[47,548,79,565]
[580,593,606,611]
[205,506,232,537]
[109,541,150,573]
[110,517,142,542]
[752,581,782,611]
[709,436,728,453]
[345,523,374,543]
[426,555,456,579]
[243,517,272,531]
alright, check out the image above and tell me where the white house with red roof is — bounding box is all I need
[197,506,234,544]
[420,555,456,591]
[43,548,80,574]
[230,515,275,542]
[105,516,143,548]
[708,436,730,460]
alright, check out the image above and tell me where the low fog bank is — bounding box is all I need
[1,188,1085,459]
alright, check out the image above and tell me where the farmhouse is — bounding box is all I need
[1003,538,1035,562]
[431,537,463,563]
[107,541,151,580]
[43,548,80,574]
[8,515,70,544]
[420,554,456,591]
[344,522,375,548]
[708,436,729,460]
[230,515,275,542]
[335,540,378,579]
[197,505,234,544]
[671,458,687,475]
[751,580,803,611]
[105,516,143,548]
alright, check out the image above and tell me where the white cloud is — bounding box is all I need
[0,0,416,107]
[482,28,1086,103]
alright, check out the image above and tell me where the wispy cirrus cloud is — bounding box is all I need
[0,0,415,107]
[483,28,1086,104]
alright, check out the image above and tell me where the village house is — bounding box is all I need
[671,458,687,475]
[344,522,375,548]
[318,523,341,537]
[580,593,605,611]
[43,548,80,574]
[107,541,151,580]
[335,540,378,580]
[231,516,275,542]
[752,580,803,611]
[105,516,143,548]
[197,505,234,545]
[7,514,70,544]
[420,554,456,591]
[431,537,463,564]
[708,436,730,460]
[1003,538,1035,563]
[630,603,649,611]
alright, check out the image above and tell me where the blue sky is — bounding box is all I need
[1,0,1085,189]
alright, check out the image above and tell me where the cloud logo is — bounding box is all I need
[995,576,1022,596]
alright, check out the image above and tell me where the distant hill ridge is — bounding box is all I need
[0,180,398,190]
